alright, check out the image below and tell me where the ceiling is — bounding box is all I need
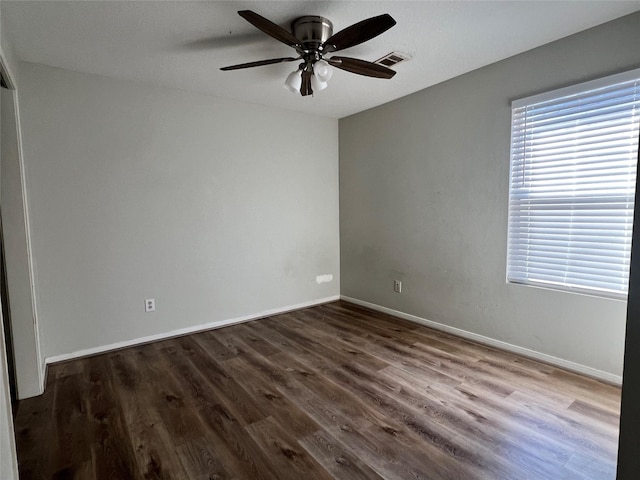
[2,1,640,119]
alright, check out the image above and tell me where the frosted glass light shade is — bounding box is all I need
[284,70,302,93]
[313,60,333,82]
[310,74,328,92]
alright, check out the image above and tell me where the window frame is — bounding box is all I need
[506,68,640,300]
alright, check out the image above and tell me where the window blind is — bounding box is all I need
[507,69,640,299]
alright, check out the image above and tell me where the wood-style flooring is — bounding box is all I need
[14,301,621,479]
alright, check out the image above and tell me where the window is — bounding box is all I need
[507,69,640,299]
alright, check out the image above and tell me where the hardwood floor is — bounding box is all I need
[14,301,621,479]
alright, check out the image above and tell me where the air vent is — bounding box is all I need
[374,52,410,68]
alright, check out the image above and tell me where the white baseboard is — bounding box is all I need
[45,295,340,366]
[39,359,46,396]
[341,296,622,386]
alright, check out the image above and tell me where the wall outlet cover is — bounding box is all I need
[145,298,156,312]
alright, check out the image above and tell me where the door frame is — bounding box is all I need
[0,48,44,395]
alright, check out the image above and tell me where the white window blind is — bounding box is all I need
[507,69,640,299]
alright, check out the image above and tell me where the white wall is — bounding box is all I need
[0,325,18,480]
[0,4,22,477]
[339,12,640,379]
[17,62,339,361]
[2,86,41,399]
[0,91,19,480]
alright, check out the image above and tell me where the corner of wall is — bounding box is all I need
[341,295,623,386]
[1,16,44,400]
[0,5,19,88]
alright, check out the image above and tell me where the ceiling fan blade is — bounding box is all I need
[322,14,396,53]
[328,56,397,79]
[238,10,301,48]
[300,70,313,96]
[220,57,299,71]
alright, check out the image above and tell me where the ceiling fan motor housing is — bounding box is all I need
[291,16,333,52]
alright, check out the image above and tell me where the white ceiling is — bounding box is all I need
[3,1,640,118]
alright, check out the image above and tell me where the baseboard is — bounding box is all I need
[39,358,49,395]
[39,359,46,396]
[340,296,622,386]
[44,295,340,366]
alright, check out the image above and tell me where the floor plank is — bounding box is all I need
[14,301,621,479]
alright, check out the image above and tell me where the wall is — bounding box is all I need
[2,86,41,399]
[0,325,18,480]
[617,129,640,478]
[17,62,339,361]
[0,4,22,477]
[0,90,19,480]
[339,12,640,379]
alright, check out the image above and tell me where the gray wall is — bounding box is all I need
[339,12,640,378]
[18,62,339,360]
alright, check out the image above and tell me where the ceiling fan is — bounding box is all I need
[220,10,397,97]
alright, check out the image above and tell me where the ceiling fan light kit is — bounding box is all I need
[284,69,303,92]
[313,60,333,82]
[221,10,397,97]
[310,74,328,92]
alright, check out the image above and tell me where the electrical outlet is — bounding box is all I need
[394,280,402,293]
[145,298,156,312]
